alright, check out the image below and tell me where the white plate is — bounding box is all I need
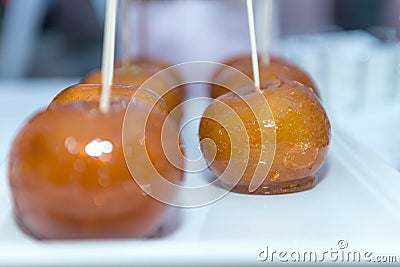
[0,80,399,266]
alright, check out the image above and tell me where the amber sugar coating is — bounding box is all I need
[8,100,183,239]
[49,83,169,115]
[199,80,330,194]
[82,58,185,123]
[211,54,319,99]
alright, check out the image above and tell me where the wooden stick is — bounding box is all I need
[100,0,118,113]
[247,0,261,91]
[261,0,273,65]
[122,0,131,68]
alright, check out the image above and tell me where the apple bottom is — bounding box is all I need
[11,187,174,240]
[218,175,317,195]
[13,211,171,240]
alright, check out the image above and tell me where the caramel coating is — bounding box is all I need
[49,84,169,115]
[199,80,330,194]
[211,54,319,98]
[8,100,183,239]
[82,58,185,123]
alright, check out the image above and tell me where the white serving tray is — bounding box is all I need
[0,79,399,266]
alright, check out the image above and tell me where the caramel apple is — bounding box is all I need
[211,54,319,99]
[199,80,330,194]
[8,94,183,239]
[82,58,185,123]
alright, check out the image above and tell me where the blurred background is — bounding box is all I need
[0,0,399,168]
[1,0,399,77]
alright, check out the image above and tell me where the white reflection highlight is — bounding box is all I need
[85,139,113,157]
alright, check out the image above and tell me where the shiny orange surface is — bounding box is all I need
[210,54,319,98]
[8,100,183,239]
[49,84,169,115]
[199,80,330,194]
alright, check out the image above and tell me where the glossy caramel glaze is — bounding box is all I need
[49,84,169,115]
[82,58,185,123]
[199,80,330,194]
[9,100,183,239]
[211,54,319,99]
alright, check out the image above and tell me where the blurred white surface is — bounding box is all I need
[282,31,400,170]
[283,31,400,112]
[334,104,400,170]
